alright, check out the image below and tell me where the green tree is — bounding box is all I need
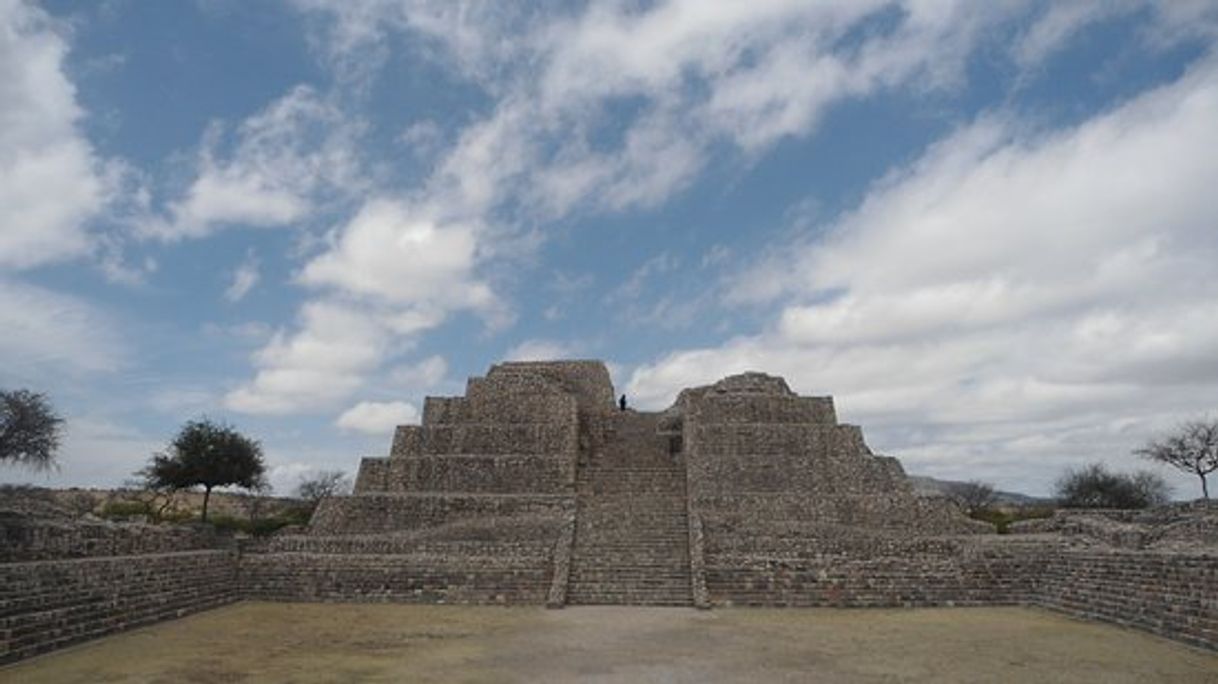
[140,419,267,522]
[0,389,64,471]
[1055,463,1170,509]
[1136,420,1218,499]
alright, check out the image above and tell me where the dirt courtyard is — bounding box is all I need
[6,603,1216,683]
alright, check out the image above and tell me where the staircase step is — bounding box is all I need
[566,412,695,607]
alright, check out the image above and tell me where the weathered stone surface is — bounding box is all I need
[4,360,1217,663]
[0,550,238,664]
[0,513,223,562]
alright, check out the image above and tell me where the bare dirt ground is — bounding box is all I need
[6,603,1217,683]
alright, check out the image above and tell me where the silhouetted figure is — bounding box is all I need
[619,394,627,411]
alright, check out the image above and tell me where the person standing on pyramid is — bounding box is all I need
[619,394,627,411]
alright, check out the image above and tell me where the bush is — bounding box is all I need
[62,490,98,517]
[969,505,1055,534]
[99,501,152,520]
[1055,463,1171,509]
[209,508,311,537]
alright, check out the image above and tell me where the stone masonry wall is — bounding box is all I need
[681,373,984,538]
[1,514,225,563]
[237,362,596,614]
[1035,549,1218,650]
[308,493,568,536]
[356,455,575,494]
[4,362,1217,664]
[704,539,1043,608]
[1,549,238,664]
[240,553,551,604]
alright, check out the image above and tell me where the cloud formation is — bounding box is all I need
[628,55,1218,494]
[0,278,123,376]
[336,400,419,435]
[182,1,1218,496]
[224,251,261,303]
[138,86,363,241]
[0,0,110,269]
[226,199,500,414]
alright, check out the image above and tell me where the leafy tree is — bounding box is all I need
[295,470,350,507]
[944,480,998,515]
[1136,420,1218,499]
[140,419,267,522]
[1055,463,1170,509]
[0,389,64,471]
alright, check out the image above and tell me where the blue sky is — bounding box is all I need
[3,0,1217,498]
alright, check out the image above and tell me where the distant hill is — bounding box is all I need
[906,475,1053,506]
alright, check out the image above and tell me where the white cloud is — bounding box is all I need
[295,1,1020,228]
[0,278,123,376]
[0,0,110,269]
[224,300,396,414]
[0,416,158,489]
[628,55,1218,496]
[1014,2,1138,69]
[336,400,419,434]
[243,1,1218,432]
[1015,1,1218,69]
[300,198,496,312]
[224,250,260,302]
[287,0,1218,237]
[606,252,679,304]
[139,85,363,241]
[389,354,447,390]
[505,339,579,362]
[225,197,505,415]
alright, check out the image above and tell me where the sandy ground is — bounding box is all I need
[5,603,1217,683]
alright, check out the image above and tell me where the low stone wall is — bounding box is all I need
[6,538,1214,665]
[0,550,238,664]
[240,553,551,604]
[696,536,1218,650]
[703,536,1044,608]
[0,514,224,562]
[1035,549,1218,650]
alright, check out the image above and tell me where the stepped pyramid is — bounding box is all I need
[245,360,981,607]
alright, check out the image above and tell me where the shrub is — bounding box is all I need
[969,505,1055,534]
[99,501,153,520]
[1055,463,1170,509]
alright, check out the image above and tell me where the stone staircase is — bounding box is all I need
[567,412,693,606]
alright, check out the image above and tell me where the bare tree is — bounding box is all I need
[944,480,998,514]
[1137,420,1218,499]
[116,478,180,523]
[295,470,350,507]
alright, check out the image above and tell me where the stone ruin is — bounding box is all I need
[2,360,1216,662]
[248,361,984,607]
